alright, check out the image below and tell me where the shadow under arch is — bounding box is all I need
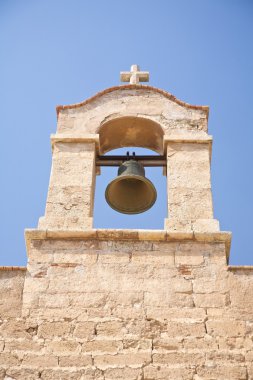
[98,116,164,155]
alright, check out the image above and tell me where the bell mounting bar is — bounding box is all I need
[96,154,166,167]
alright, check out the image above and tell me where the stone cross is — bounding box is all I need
[120,64,149,84]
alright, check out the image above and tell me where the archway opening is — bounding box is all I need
[94,147,167,230]
[98,116,164,155]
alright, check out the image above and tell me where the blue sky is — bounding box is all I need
[1,0,253,266]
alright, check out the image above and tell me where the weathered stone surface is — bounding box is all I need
[47,341,81,355]
[40,369,84,380]
[0,353,20,366]
[1,237,251,378]
[104,367,142,379]
[82,339,122,354]
[38,321,70,338]
[153,352,204,365]
[0,269,25,318]
[22,354,58,367]
[5,368,40,380]
[144,365,195,380]
[206,319,246,337]
[94,352,151,369]
[196,364,247,379]
[193,293,230,308]
[73,322,95,339]
[58,354,92,367]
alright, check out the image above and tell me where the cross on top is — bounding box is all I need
[120,64,149,85]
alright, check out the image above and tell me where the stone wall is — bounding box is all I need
[1,232,253,380]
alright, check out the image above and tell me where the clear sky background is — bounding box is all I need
[1,0,253,266]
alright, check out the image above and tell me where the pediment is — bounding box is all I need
[56,85,209,137]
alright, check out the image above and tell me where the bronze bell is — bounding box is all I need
[105,159,157,214]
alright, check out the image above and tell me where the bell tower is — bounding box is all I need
[22,65,253,380]
[37,64,220,236]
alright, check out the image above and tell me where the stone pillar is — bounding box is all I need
[38,141,96,230]
[164,141,220,233]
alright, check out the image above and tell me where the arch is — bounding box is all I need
[98,116,164,155]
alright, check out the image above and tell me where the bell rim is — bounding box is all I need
[105,174,157,215]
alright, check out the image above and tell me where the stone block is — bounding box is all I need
[39,293,69,308]
[164,218,192,234]
[168,187,213,220]
[0,320,31,339]
[153,352,204,365]
[206,351,245,363]
[40,369,84,380]
[96,321,126,337]
[126,318,167,339]
[146,306,206,321]
[53,251,97,265]
[94,352,151,369]
[143,365,195,379]
[193,278,229,293]
[193,293,229,307]
[38,321,70,338]
[110,305,146,319]
[0,352,20,366]
[167,158,211,188]
[69,292,108,308]
[103,367,142,380]
[47,341,81,355]
[98,252,130,263]
[24,277,49,292]
[4,340,43,352]
[5,368,40,380]
[29,248,53,263]
[153,337,182,351]
[228,273,253,310]
[206,320,246,337]
[122,338,151,350]
[175,251,204,266]
[82,339,122,354]
[192,218,220,232]
[106,291,144,307]
[131,251,174,266]
[165,320,206,338]
[22,354,58,367]
[73,322,95,339]
[196,365,247,379]
[0,270,25,318]
[144,290,193,307]
[218,336,252,350]
[58,354,92,367]
[183,335,218,350]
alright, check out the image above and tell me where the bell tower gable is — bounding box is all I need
[56,85,209,139]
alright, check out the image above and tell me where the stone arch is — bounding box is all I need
[98,116,164,155]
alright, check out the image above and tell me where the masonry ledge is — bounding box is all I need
[163,135,212,144]
[51,133,212,145]
[25,229,231,259]
[51,133,99,144]
[227,265,253,271]
[0,266,26,271]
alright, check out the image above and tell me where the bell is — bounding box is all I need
[105,160,157,214]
